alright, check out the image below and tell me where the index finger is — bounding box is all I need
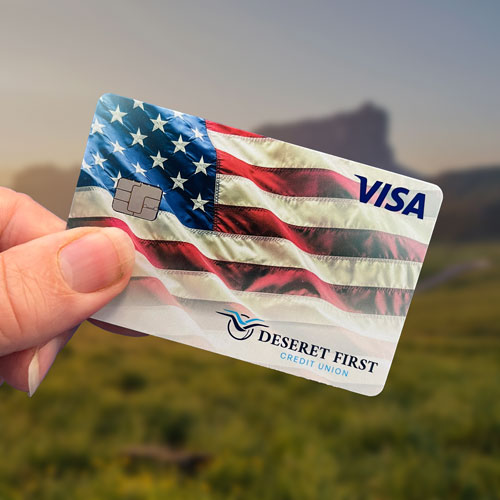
[0,187,65,251]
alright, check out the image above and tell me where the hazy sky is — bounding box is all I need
[1,0,499,180]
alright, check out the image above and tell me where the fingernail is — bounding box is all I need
[59,228,135,293]
[28,330,76,397]
[28,346,40,396]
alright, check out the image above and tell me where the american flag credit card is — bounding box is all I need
[68,94,443,396]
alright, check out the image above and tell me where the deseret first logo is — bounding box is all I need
[217,310,379,374]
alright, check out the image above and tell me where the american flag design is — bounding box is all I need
[68,94,442,395]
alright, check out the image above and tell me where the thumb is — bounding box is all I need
[0,226,135,356]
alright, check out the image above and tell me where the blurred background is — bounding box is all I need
[1,1,499,499]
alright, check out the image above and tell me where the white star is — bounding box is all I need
[132,161,147,175]
[172,110,184,119]
[191,193,209,212]
[133,99,144,110]
[150,150,167,168]
[170,172,188,190]
[110,171,122,188]
[172,134,190,153]
[110,140,125,155]
[82,159,92,171]
[150,113,167,132]
[91,118,105,135]
[193,156,211,175]
[130,128,147,147]
[109,105,127,124]
[191,127,204,140]
[92,152,107,168]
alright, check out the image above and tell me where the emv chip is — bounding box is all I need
[112,178,163,221]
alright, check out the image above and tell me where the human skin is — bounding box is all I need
[0,187,138,395]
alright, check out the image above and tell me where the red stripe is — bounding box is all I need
[214,205,427,262]
[68,216,412,316]
[217,150,359,198]
[205,120,264,138]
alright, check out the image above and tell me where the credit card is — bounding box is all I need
[68,93,442,396]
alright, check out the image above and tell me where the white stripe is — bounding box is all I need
[98,279,397,356]
[207,129,443,201]
[70,186,421,289]
[128,250,405,342]
[217,175,436,243]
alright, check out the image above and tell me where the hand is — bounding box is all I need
[0,187,135,395]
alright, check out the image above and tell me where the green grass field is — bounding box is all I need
[1,243,499,500]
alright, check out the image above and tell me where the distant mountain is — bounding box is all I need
[255,102,415,177]
[432,165,500,242]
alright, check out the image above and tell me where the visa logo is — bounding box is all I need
[355,175,426,219]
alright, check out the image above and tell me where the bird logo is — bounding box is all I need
[216,309,268,341]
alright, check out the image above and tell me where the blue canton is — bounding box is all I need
[78,93,217,230]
